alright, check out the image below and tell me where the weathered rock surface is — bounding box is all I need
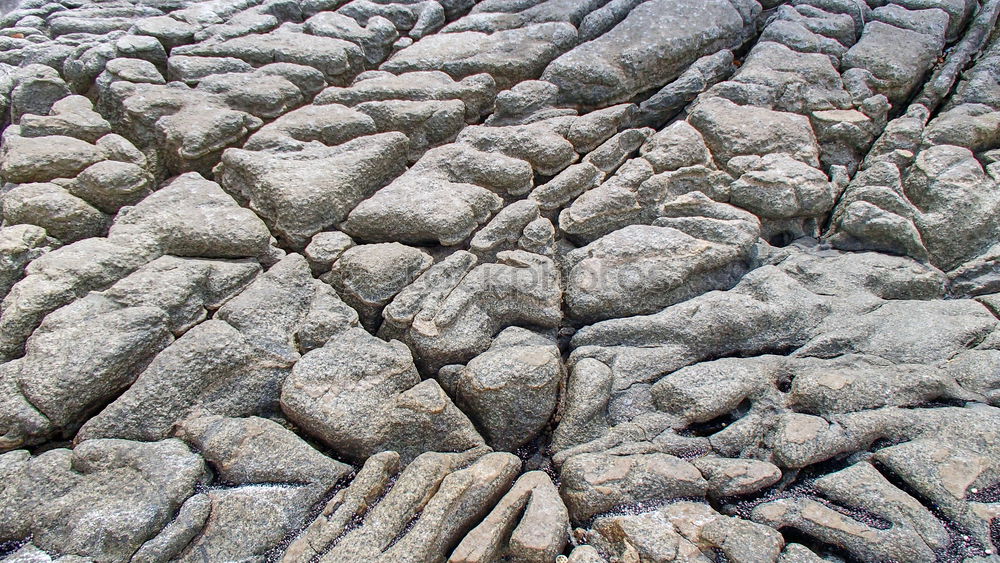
[445,326,563,451]
[280,327,485,463]
[1,0,999,561]
[324,241,432,330]
[541,0,757,108]
[217,132,409,247]
[0,439,208,560]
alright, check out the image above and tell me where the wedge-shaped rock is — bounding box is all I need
[450,0,604,33]
[729,153,840,239]
[355,98,467,160]
[0,128,106,185]
[2,182,108,243]
[842,21,944,106]
[455,119,579,175]
[174,31,364,83]
[650,355,780,425]
[110,82,263,176]
[394,250,563,370]
[706,41,852,114]
[923,104,1000,153]
[542,0,757,108]
[194,71,306,119]
[244,103,378,151]
[18,95,111,143]
[71,159,154,214]
[798,298,995,365]
[298,451,520,562]
[688,97,821,171]
[325,242,433,330]
[695,457,783,499]
[571,265,830,391]
[109,172,271,259]
[0,237,157,362]
[560,452,708,523]
[382,22,577,90]
[5,64,71,123]
[75,321,264,443]
[304,12,399,65]
[483,79,576,126]
[76,254,356,444]
[0,225,53,302]
[88,255,260,337]
[216,254,360,362]
[314,70,496,122]
[470,200,542,257]
[281,327,484,463]
[342,171,503,246]
[565,196,760,322]
[173,414,352,488]
[906,145,1000,271]
[0,305,172,451]
[168,485,331,562]
[219,133,409,247]
[341,142,535,245]
[588,502,784,563]
[551,358,614,453]
[751,497,935,561]
[787,355,973,415]
[410,143,535,196]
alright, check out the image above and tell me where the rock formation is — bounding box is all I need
[1,0,999,561]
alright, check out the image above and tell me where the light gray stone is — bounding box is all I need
[218,133,409,247]
[449,327,563,452]
[0,439,207,560]
[325,242,433,330]
[108,172,271,258]
[280,327,484,463]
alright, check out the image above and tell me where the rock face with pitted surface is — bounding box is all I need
[1,0,1000,561]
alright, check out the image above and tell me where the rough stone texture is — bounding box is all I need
[324,242,432,329]
[541,0,756,108]
[0,225,54,301]
[173,413,352,487]
[1,1,999,561]
[0,439,208,560]
[383,250,563,371]
[2,182,107,243]
[560,452,708,522]
[445,326,563,452]
[450,470,568,562]
[108,172,272,259]
[280,327,484,463]
[217,132,409,247]
[564,201,760,322]
[382,22,577,90]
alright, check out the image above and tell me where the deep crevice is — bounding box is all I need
[678,399,752,438]
[778,526,864,563]
[870,459,993,561]
[767,231,796,248]
[0,538,31,559]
